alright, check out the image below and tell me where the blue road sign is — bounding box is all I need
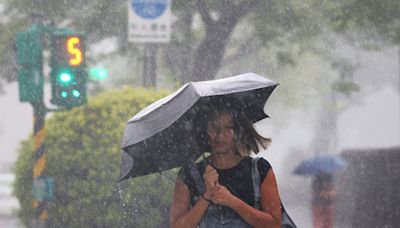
[131,0,168,19]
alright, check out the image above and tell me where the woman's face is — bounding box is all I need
[207,112,235,154]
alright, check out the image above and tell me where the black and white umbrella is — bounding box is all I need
[119,73,278,181]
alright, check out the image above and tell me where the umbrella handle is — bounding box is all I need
[202,153,217,169]
[202,153,209,164]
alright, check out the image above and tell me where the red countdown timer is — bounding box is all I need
[53,35,84,67]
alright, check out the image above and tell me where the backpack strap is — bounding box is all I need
[189,161,206,195]
[252,157,297,227]
[251,157,261,209]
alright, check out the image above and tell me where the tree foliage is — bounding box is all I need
[1,0,398,90]
[320,0,400,44]
[1,0,324,88]
[13,87,177,227]
[166,0,324,83]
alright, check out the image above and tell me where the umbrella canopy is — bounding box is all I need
[119,73,278,181]
[293,155,347,176]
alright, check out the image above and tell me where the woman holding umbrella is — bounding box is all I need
[170,100,282,228]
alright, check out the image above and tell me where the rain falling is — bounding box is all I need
[0,0,399,227]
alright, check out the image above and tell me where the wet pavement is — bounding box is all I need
[0,173,19,228]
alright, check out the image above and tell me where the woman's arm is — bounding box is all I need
[211,169,281,228]
[169,177,210,228]
[170,165,219,228]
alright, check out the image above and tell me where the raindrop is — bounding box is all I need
[184,120,193,131]
[117,182,129,221]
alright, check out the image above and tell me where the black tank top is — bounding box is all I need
[178,156,271,207]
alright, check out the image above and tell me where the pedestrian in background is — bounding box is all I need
[312,173,337,228]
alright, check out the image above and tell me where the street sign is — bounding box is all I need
[16,25,44,103]
[128,0,171,43]
[31,218,47,228]
[32,177,54,201]
[16,26,43,67]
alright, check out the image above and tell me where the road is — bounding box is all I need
[0,173,20,228]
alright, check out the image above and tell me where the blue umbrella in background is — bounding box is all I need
[293,155,348,176]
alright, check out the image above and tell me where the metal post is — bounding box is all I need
[30,15,49,227]
[143,45,148,87]
[143,43,157,87]
[31,101,48,228]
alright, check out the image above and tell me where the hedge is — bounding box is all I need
[13,87,177,227]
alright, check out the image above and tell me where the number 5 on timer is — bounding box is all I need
[50,32,87,107]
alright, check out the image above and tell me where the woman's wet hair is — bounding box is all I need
[195,96,271,155]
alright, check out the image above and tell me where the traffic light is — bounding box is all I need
[50,31,87,107]
[16,25,44,103]
[89,67,109,81]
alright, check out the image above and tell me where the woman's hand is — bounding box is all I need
[210,184,237,207]
[203,165,219,197]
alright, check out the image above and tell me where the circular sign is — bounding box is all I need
[131,0,168,19]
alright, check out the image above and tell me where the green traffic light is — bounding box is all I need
[57,70,74,85]
[89,68,108,81]
[61,91,68,98]
[72,90,80,97]
[50,31,87,108]
[60,73,72,82]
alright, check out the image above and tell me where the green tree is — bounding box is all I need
[1,0,326,89]
[166,0,323,83]
[320,0,400,45]
[13,87,177,227]
[3,0,397,89]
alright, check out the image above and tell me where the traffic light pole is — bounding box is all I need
[26,20,50,227]
[17,22,87,227]
[31,100,49,227]
[16,20,51,227]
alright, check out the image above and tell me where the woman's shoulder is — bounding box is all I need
[178,161,206,197]
[252,157,272,182]
[177,163,196,192]
[178,160,207,181]
[249,156,271,167]
[257,157,271,168]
